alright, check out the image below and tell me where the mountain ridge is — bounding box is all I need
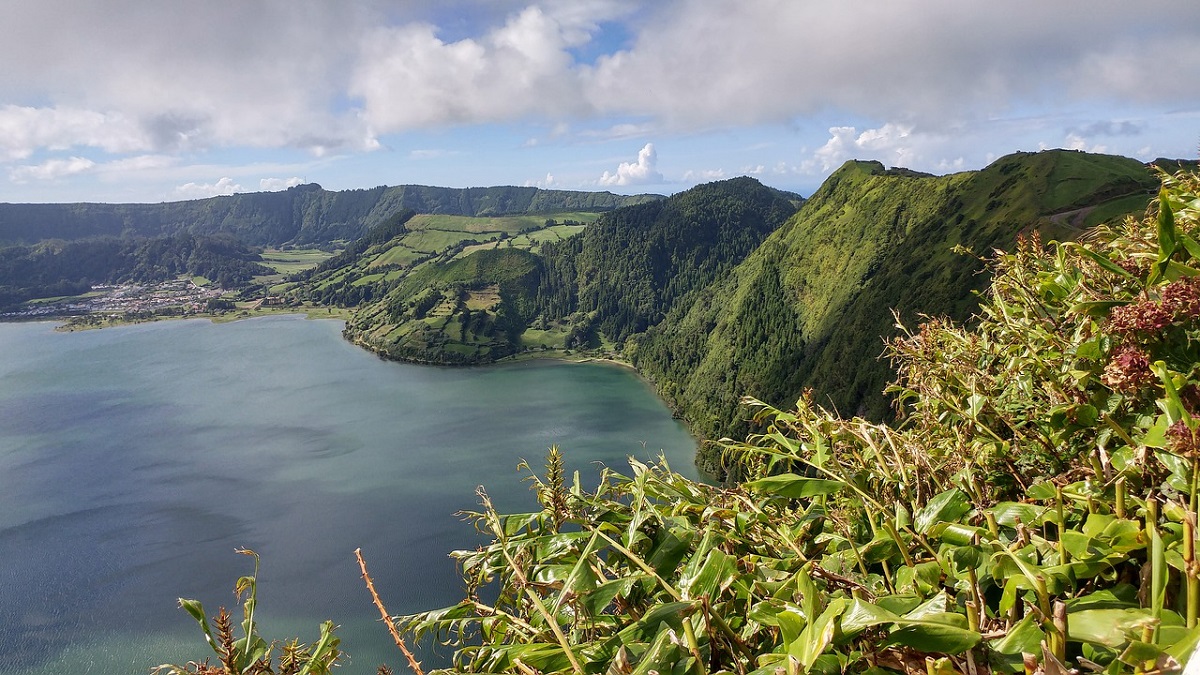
[0,184,662,247]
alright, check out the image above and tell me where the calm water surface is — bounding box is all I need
[0,316,698,674]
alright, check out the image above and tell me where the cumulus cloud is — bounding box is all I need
[260,176,305,191]
[809,124,915,172]
[0,2,373,156]
[525,172,558,188]
[1,1,1198,200]
[1066,134,1107,153]
[599,143,663,186]
[0,105,149,161]
[584,1,1200,130]
[175,177,242,199]
[682,168,727,183]
[351,6,594,131]
[9,156,96,182]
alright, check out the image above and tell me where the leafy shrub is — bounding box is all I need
[388,169,1200,673]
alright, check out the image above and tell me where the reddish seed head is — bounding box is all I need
[1167,419,1200,458]
[1107,300,1173,335]
[1162,277,1200,320]
[1100,344,1155,393]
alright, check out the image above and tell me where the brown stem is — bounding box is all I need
[355,548,425,675]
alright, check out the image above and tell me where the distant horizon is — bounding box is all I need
[3,147,1186,207]
[2,2,1197,204]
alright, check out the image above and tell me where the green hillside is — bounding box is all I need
[0,184,659,247]
[317,176,800,364]
[632,150,1160,475]
[534,177,802,346]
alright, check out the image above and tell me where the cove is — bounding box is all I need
[0,315,698,674]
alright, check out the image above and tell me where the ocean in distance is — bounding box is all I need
[0,315,699,674]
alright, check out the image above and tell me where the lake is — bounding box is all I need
[0,316,699,674]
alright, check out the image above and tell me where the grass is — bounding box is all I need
[464,287,501,310]
[368,245,426,268]
[259,248,337,275]
[400,229,481,253]
[520,326,569,349]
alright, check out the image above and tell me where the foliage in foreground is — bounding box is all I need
[391,169,1200,674]
[156,549,342,675]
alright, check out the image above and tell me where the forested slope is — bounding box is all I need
[0,234,270,310]
[328,176,801,364]
[631,150,1161,475]
[0,184,660,247]
[534,176,802,346]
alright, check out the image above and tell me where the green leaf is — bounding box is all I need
[989,615,1044,655]
[789,598,847,668]
[914,488,971,534]
[1160,189,1179,262]
[1179,231,1200,264]
[1026,481,1058,500]
[678,548,735,601]
[177,598,220,656]
[885,618,980,654]
[743,473,846,499]
[934,522,988,547]
[1068,607,1159,647]
[1066,586,1139,612]
[990,501,1050,527]
[839,598,900,636]
[630,624,686,675]
[1067,243,1134,279]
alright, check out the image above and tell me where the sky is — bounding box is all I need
[1,0,1198,204]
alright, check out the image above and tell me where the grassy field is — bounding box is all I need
[259,249,337,275]
[368,245,427,268]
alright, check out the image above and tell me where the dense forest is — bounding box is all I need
[0,184,660,247]
[533,177,801,346]
[0,234,270,311]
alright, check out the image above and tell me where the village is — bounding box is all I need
[0,279,230,322]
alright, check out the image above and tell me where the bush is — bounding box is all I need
[390,169,1200,673]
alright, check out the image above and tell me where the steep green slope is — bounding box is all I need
[322,176,801,366]
[344,247,542,364]
[633,150,1160,474]
[535,177,802,345]
[0,184,660,247]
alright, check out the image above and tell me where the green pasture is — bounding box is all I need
[400,229,480,253]
[368,245,426,268]
[259,249,336,275]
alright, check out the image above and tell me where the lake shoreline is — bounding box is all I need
[7,307,711,478]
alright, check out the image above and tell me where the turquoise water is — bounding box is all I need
[0,316,698,674]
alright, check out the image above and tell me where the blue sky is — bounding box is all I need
[1,0,1198,204]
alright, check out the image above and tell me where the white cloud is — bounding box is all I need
[682,168,727,183]
[9,156,96,182]
[0,105,149,161]
[260,176,305,191]
[583,2,1200,131]
[1064,133,1108,154]
[809,123,915,172]
[525,172,558,188]
[0,1,1197,201]
[175,177,242,199]
[351,6,593,132]
[599,143,663,186]
[102,155,178,173]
